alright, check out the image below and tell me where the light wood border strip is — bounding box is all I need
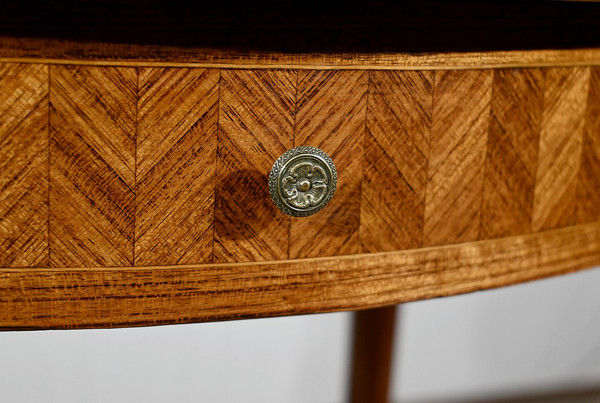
[1,222,599,330]
[1,38,600,70]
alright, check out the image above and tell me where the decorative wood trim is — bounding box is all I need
[1,38,600,70]
[1,222,599,330]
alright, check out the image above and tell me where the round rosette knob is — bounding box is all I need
[268,146,337,217]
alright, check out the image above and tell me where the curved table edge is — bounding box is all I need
[1,221,599,330]
[1,38,600,70]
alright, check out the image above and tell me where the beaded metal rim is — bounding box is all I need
[268,146,337,217]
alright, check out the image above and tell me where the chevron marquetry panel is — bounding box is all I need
[423,70,492,246]
[0,63,599,270]
[0,64,48,267]
[214,69,296,263]
[532,67,590,232]
[361,70,433,252]
[49,66,137,267]
[290,70,368,259]
[136,68,219,266]
[481,68,544,239]
[576,67,600,224]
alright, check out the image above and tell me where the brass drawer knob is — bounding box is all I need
[269,146,337,217]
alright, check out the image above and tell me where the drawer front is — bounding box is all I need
[1,64,600,268]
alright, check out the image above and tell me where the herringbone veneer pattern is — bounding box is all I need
[532,67,590,231]
[214,69,296,262]
[361,70,433,252]
[0,64,49,267]
[0,63,598,268]
[136,68,219,266]
[290,70,368,258]
[49,66,137,267]
[423,70,493,246]
[481,68,544,239]
[576,67,600,224]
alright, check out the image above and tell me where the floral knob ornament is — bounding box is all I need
[269,146,337,217]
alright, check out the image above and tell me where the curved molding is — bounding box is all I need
[1,38,600,70]
[1,222,600,330]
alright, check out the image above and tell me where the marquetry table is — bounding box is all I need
[1,2,600,402]
[2,43,599,324]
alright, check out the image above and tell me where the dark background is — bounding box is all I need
[2,0,600,53]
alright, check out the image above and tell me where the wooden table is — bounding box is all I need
[1,2,600,402]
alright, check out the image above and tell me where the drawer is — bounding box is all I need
[1,50,600,328]
[3,65,600,266]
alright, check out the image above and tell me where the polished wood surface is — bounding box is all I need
[291,70,368,258]
[136,68,219,266]
[2,38,600,70]
[578,67,600,223]
[424,70,492,246]
[350,306,396,403]
[1,222,599,330]
[1,53,599,328]
[533,67,591,231]
[2,63,599,268]
[215,69,295,262]
[0,64,48,268]
[49,66,137,267]
[482,68,543,239]
[361,71,432,252]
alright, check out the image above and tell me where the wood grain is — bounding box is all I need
[1,221,599,330]
[532,67,590,231]
[481,68,544,239]
[291,70,368,258]
[350,306,396,403]
[136,68,219,266]
[423,70,492,246]
[1,37,600,70]
[0,62,597,268]
[576,67,600,224]
[361,70,432,252]
[49,66,136,267]
[0,63,48,267]
[214,69,296,262]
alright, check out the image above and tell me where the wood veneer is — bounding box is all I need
[136,67,219,266]
[1,222,599,330]
[361,70,432,252]
[291,70,368,258]
[0,63,48,268]
[215,69,295,262]
[533,67,590,231]
[49,65,137,267]
[424,69,492,246]
[482,68,543,239]
[1,54,600,329]
[2,38,600,70]
[5,63,599,265]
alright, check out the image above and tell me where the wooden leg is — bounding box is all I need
[350,305,397,403]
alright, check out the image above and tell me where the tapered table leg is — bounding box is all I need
[350,305,397,403]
